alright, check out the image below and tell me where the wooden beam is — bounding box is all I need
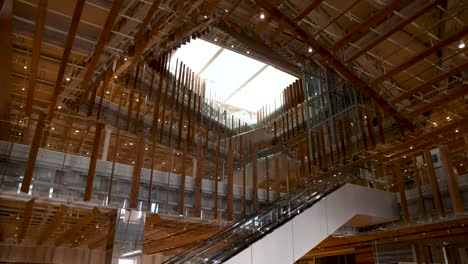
[84,123,104,201]
[178,145,187,215]
[411,155,427,220]
[21,112,46,193]
[48,0,85,116]
[213,127,220,219]
[294,0,324,22]
[330,0,405,52]
[129,131,145,208]
[17,198,35,242]
[37,204,68,245]
[370,26,468,86]
[345,0,444,63]
[79,0,125,102]
[25,0,48,117]
[407,85,468,118]
[55,207,101,246]
[0,0,11,122]
[252,145,259,212]
[391,61,468,104]
[255,0,415,130]
[438,144,464,215]
[424,150,445,218]
[265,156,270,206]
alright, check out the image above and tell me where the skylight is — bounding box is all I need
[170,39,298,123]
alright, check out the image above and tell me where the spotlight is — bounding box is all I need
[214,38,218,42]
[231,44,235,48]
[23,65,28,69]
[308,47,313,53]
[246,50,250,54]
[459,40,465,49]
[124,57,128,61]
[66,77,71,81]
[260,13,265,20]
[57,106,62,109]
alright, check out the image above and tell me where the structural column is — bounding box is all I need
[129,131,145,208]
[439,144,464,215]
[84,123,104,201]
[101,125,113,161]
[0,0,12,122]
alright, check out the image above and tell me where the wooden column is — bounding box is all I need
[265,156,270,206]
[275,158,281,197]
[241,137,247,218]
[394,163,410,224]
[84,123,104,201]
[213,127,220,219]
[21,112,46,193]
[178,145,187,215]
[424,150,445,218]
[129,131,145,208]
[0,0,12,122]
[439,144,464,215]
[194,144,203,217]
[226,146,234,221]
[365,105,376,148]
[411,155,427,220]
[252,148,259,212]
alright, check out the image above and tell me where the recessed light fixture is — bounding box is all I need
[114,75,118,79]
[459,40,465,49]
[204,15,208,19]
[214,38,218,42]
[225,9,228,13]
[231,44,235,48]
[106,90,110,94]
[21,87,25,91]
[246,50,250,54]
[446,116,451,120]
[124,57,128,61]
[260,13,265,20]
[23,65,28,69]
[57,106,62,109]
[308,47,313,53]
[66,77,71,81]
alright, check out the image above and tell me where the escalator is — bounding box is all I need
[163,172,398,264]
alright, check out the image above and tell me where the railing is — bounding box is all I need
[163,172,359,264]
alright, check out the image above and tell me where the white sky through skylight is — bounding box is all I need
[170,39,297,123]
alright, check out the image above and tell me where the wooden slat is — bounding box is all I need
[84,123,104,201]
[177,63,187,148]
[126,64,140,131]
[394,163,410,224]
[79,0,125,102]
[25,0,47,117]
[96,71,112,120]
[424,150,445,218]
[37,204,68,245]
[343,117,352,160]
[194,144,203,217]
[330,0,405,52]
[241,137,247,217]
[48,0,85,116]
[275,158,281,197]
[21,112,46,192]
[129,131,145,208]
[438,144,464,215]
[159,58,172,143]
[168,60,181,146]
[376,108,385,145]
[55,207,101,246]
[256,0,414,130]
[365,106,376,148]
[17,198,35,242]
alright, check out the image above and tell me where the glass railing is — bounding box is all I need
[163,172,359,264]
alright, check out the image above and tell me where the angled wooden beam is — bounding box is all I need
[134,0,161,41]
[37,204,68,245]
[25,0,48,117]
[48,0,85,116]
[255,0,415,130]
[407,85,468,118]
[84,123,104,201]
[79,0,125,102]
[411,155,427,220]
[21,112,45,192]
[55,207,101,246]
[346,0,443,63]
[370,26,468,86]
[17,198,35,242]
[330,0,405,52]
[390,61,468,104]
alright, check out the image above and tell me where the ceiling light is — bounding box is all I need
[124,57,128,61]
[455,129,459,133]
[225,9,228,13]
[57,106,62,109]
[308,47,313,53]
[446,116,451,120]
[23,65,28,69]
[231,44,235,48]
[106,90,110,94]
[246,50,250,54]
[433,122,438,127]
[21,87,25,91]
[214,38,218,42]
[459,40,465,49]
[114,75,118,79]
[65,77,71,81]
[204,15,208,19]
[260,13,265,20]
